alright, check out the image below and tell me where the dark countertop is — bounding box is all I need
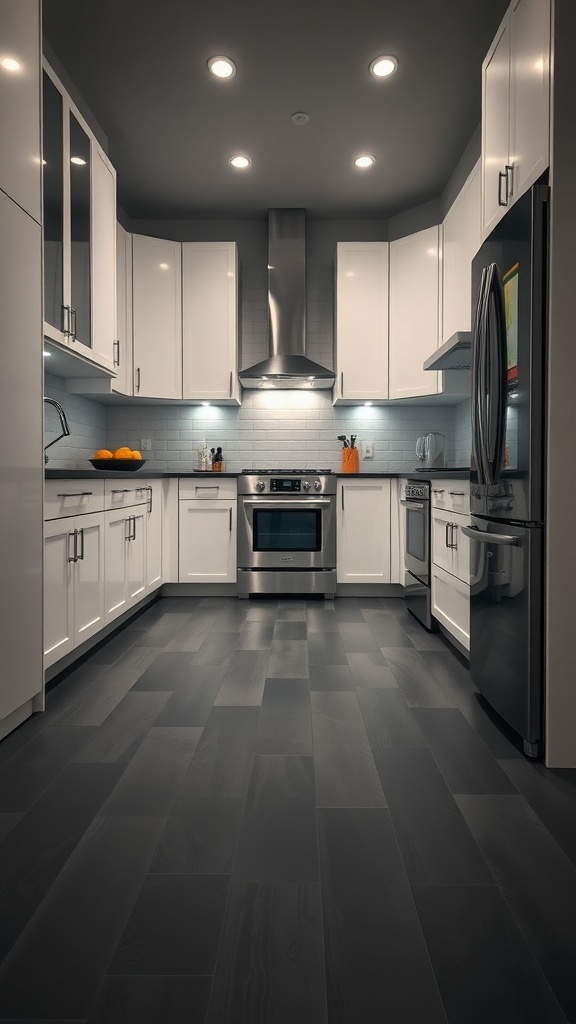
[45,468,471,480]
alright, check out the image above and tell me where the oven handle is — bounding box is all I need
[400,500,426,510]
[241,499,332,508]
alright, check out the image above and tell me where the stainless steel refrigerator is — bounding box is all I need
[464,172,548,758]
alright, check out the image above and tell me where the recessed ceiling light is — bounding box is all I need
[354,154,376,168]
[369,55,398,78]
[1,57,22,73]
[70,156,86,165]
[207,55,236,79]
[230,154,250,169]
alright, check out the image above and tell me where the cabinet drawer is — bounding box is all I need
[179,478,237,500]
[45,479,105,520]
[432,509,470,584]
[431,563,470,651]
[104,479,149,509]
[430,479,470,513]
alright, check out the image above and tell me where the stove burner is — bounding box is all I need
[241,468,333,475]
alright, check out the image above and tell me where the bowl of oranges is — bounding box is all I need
[90,447,146,472]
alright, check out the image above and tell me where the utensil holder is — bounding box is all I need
[341,447,359,473]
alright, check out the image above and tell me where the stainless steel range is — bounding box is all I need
[237,470,336,597]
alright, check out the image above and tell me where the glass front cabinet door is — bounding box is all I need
[42,63,116,372]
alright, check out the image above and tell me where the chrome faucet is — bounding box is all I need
[43,397,71,463]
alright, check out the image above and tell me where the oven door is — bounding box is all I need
[238,497,336,570]
[401,498,430,585]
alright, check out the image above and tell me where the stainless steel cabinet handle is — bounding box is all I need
[111,488,130,494]
[67,530,78,563]
[229,370,233,398]
[113,339,120,367]
[445,522,451,547]
[449,491,465,496]
[195,486,219,493]
[461,525,519,546]
[341,371,344,397]
[341,486,344,510]
[229,506,232,532]
[57,491,92,498]
[131,515,137,541]
[505,163,514,199]
[450,523,458,549]
[77,527,85,560]
[70,307,77,341]
[61,304,70,336]
[146,485,153,514]
[498,170,509,207]
[432,489,445,494]
[401,500,425,509]
[135,367,141,392]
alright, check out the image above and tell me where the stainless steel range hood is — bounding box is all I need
[238,209,335,389]
[423,331,472,371]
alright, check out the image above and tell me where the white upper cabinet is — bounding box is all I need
[132,233,182,399]
[0,0,41,222]
[389,225,441,399]
[113,223,133,395]
[334,242,389,403]
[482,0,550,237]
[182,241,240,403]
[441,161,481,343]
[42,63,117,372]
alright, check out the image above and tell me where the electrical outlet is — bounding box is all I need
[140,438,152,451]
[363,443,373,459]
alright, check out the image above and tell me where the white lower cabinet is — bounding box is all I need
[430,482,471,651]
[179,499,237,583]
[104,505,146,622]
[145,482,163,591]
[337,479,391,584]
[44,511,105,668]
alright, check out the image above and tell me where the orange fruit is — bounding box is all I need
[113,446,132,459]
[94,448,113,459]
[131,450,143,460]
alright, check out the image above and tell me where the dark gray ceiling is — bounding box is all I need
[42,0,510,221]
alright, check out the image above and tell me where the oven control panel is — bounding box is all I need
[405,481,430,500]
[270,478,301,492]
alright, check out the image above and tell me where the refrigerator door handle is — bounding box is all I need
[472,267,488,482]
[478,269,492,485]
[484,264,507,485]
[461,525,519,546]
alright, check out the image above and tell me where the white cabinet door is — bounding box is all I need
[104,509,129,622]
[482,17,511,236]
[482,0,550,237]
[126,509,146,606]
[389,226,441,399]
[132,234,182,398]
[179,500,237,583]
[182,242,240,402]
[113,223,133,395]
[509,0,551,202]
[0,0,41,221]
[43,518,75,667]
[337,480,391,584]
[145,482,163,592]
[334,242,389,402]
[441,162,481,343]
[90,145,116,372]
[73,511,105,645]
[431,507,456,575]
[431,564,470,651]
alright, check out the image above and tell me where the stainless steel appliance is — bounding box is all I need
[466,171,548,758]
[415,431,446,468]
[237,470,337,597]
[402,480,433,629]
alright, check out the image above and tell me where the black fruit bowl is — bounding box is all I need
[89,459,146,472]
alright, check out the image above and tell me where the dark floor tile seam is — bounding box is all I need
[410,881,500,887]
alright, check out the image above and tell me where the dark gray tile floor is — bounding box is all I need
[1,595,576,1023]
